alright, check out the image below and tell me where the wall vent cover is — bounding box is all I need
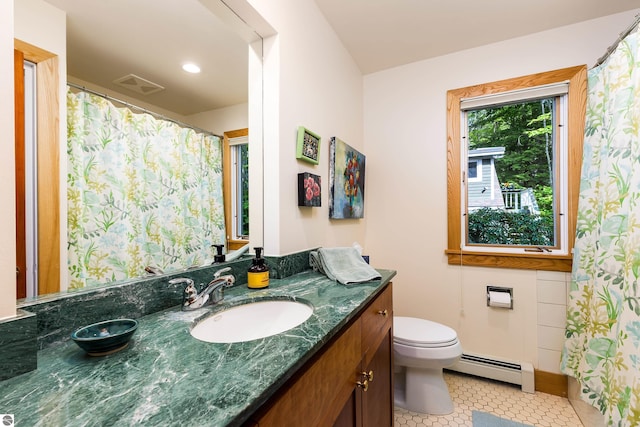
[113,74,164,95]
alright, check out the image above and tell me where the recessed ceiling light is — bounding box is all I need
[182,63,201,74]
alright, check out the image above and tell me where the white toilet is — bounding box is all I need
[393,316,462,415]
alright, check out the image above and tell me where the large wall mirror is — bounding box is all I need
[16,0,265,298]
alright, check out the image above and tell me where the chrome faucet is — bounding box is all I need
[169,267,235,311]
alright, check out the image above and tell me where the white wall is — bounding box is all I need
[249,0,365,256]
[188,103,248,135]
[363,10,640,368]
[0,1,16,320]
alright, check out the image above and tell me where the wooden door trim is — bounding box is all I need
[14,39,60,295]
[14,49,26,299]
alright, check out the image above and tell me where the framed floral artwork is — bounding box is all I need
[298,173,321,207]
[329,137,366,219]
[296,126,321,164]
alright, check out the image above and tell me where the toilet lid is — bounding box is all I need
[394,316,458,348]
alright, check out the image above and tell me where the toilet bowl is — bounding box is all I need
[393,316,462,415]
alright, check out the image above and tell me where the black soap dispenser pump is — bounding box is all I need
[247,247,270,289]
[213,244,226,263]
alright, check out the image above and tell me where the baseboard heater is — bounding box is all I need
[448,353,535,393]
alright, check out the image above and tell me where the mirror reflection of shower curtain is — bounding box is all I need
[561,19,640,426]
[66,88,225,289]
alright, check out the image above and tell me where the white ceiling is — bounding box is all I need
[314,0,640,74]
[43,0,640,115]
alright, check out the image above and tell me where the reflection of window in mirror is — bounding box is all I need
[445,66,587,271]
[223,129,249,250]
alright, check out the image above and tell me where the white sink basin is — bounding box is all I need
[190,299,313,343]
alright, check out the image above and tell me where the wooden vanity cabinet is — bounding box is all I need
[249,283,393,427]
[359,284,393,426]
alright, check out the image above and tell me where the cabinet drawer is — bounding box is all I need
[361,283,393,362]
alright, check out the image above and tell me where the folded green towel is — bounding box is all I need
[310,247,381,285]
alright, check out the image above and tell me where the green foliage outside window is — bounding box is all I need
[467,98,556,246]
[239,144,249,236]
[468,208,553,245]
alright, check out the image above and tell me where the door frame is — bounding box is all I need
[14,49,26,299]
[14,39,60,295]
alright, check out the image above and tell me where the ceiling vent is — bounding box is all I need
[113,74,164,95]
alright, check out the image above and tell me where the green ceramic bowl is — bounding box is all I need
[71,319,138,356]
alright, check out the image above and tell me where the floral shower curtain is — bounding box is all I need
[561,22,640,425]
[67,88,225,289]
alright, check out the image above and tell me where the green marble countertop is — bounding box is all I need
[1,269,395,427]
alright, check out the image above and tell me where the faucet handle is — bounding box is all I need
[169,277,199,308]
[145,265,165,276]
[213,267,232,278]
[169,277,194,286]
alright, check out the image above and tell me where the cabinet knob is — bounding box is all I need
[356,379,369,392]
[377,309,388,317]
[361,370,374,382]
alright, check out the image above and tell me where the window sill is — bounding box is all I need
[228,239,249,250]
[445,249,572,272]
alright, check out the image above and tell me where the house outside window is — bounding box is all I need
[467,148,503,210]
[467,159,480,182]
[446,66,587,272]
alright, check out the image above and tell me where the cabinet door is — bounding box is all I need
[361,284,393,367]
[333,388,360,427]
[256,320,361,427]
[361,330,393,427]
[334,283,394,427]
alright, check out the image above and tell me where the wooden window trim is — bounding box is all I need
[445,65,587,272]
[223,128,249,250]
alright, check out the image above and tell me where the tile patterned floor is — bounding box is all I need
[394,371,584,427]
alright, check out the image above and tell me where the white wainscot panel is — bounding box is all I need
[537,303,566,328]
[538,348,563,374]
[537,325,565,351]
[537,281,567,305]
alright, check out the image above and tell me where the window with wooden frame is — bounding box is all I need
[223,128,249,250]
[445,66,587,272]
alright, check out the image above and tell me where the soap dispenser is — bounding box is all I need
[213,244,226,263]
[247,247,270,289]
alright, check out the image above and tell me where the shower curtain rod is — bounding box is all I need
[67,82,223,139]
[593,13,640,68]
